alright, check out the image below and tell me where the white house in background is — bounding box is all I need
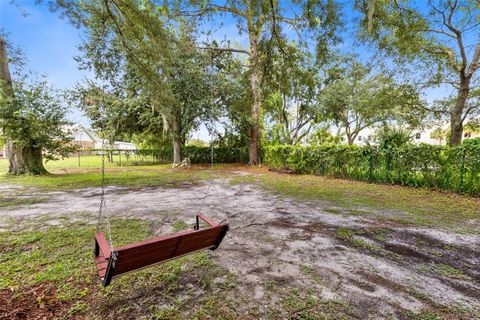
[410,127,447,145]
[68,125,98,149]
[347,127,378,146]
[343,123,480,147]
[410,124,479,145]
[111,141,137,150]
[67,125,138,150]
[1,125,137,158]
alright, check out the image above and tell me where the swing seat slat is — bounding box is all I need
[94,253,108,278]
[93,215,228,287]
[94,232,111,260]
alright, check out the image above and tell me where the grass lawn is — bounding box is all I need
[0,157,218,190]
[0,154,161,172]
[0,216,243,319]
[257,173,480,232]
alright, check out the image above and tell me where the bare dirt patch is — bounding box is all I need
[1,173,479,318]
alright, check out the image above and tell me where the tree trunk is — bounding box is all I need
[345,126,355,145]
[0,36,11,90]
[172,137,182,164]
[7,141,47,175]
[171,116,182,164]
[248,34,262,165]
[347,135,354,145]
[450,78,470,146]
[0,36,14,171]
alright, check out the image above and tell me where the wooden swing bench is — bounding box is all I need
[93,214,228,287]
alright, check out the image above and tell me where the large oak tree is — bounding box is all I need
[0,36,74,175]
[176,0,340,164]
[55,0,244,164]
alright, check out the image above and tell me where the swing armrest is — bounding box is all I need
[195,214,218,229]
[95,232,111,260]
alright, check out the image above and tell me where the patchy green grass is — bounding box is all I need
[405,310,442,320]
[433,263,470,280]
[172,220,189,232]
[7,158,477,233]
[267,288,353,319]
[300,265,324,284]
[370,228,393,242]
[0,158,8,173]
[0,213,376,320]
[228,173,258,185]
[0,155,222,191]
[2,164,480,318]
[0,217,151,290]
[335,227,380,251]
[260,173,480,232]
[43,155,118,170]
[0,216,244,319]
[324,207,370,216]
[0,155,164,174]
[419,263,471,281]
[404,306,480,320]
[0,166,216,191]
[0,196,49,208]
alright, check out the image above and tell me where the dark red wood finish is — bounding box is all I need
[93,215,228,287]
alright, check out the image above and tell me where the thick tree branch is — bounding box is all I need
[197,46,250,56]
[467,43,480,78]
[179,4,247,19]
[423,47,459,72]
[421,28,456,38]
[417,103,449,115]
[102,0,166,90]
[393,0,415,14]
[461,105,476,122]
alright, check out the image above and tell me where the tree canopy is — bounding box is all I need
[355,0,480,145]
[3,0,479,174]
[319,57,424,145]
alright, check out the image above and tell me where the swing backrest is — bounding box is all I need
[112,224,227,275]
[95,215,228,286]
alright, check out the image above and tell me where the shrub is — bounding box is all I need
[377,126,413,150]
[121,146,248,164]
[462,137,480,147]
[264,144,480,195]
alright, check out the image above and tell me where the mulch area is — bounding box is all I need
[0,284,69,320]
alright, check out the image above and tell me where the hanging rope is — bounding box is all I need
[197,16,230,226]
[95,90,114,249]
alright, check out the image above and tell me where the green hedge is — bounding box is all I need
[89,146,249,164]
[182,146,249,163]
[264,143,480,195]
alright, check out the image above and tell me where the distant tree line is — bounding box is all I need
[1,0,479,175]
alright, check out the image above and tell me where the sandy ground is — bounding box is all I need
[1,173,479,319]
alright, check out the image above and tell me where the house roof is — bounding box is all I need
[66,125,99,142]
